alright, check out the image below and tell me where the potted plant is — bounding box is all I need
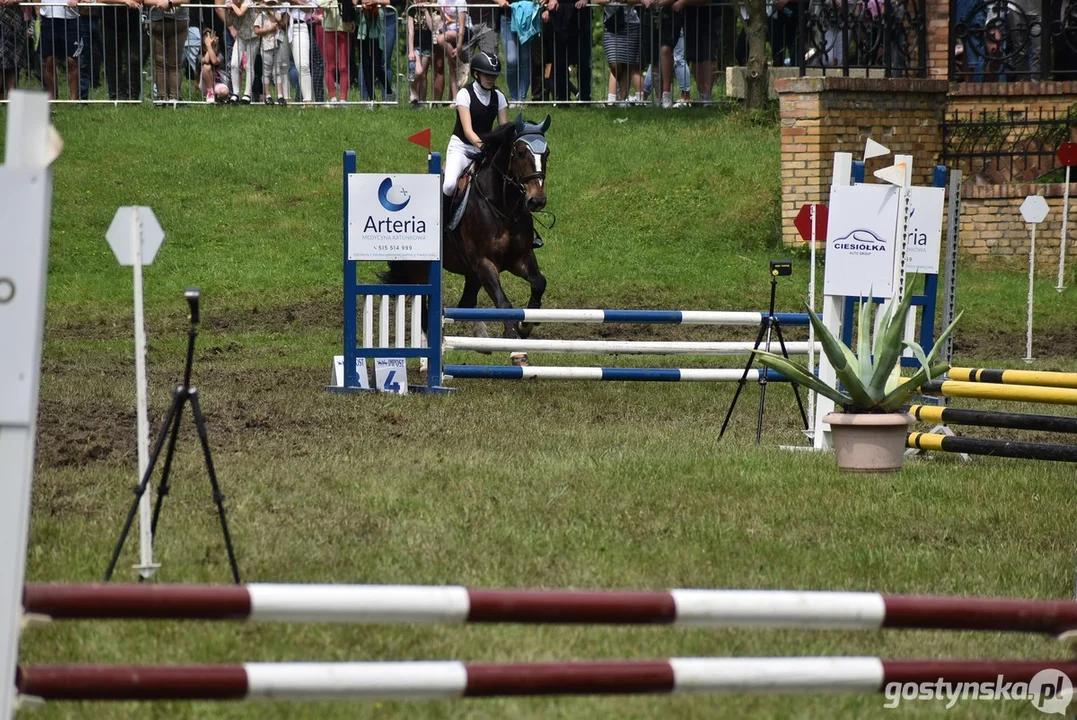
[755,288,961,472]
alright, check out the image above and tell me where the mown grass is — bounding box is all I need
[6,104,1077,719]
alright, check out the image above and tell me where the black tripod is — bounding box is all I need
[105,289,241,583]
[718,266,809,443]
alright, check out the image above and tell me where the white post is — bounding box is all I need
[363,295,374,349]
[1058,164,1070,292]
[131,209,156,578]
[0,90,57,720]
[813,152,853,451]
[410,296,422,348]
[1019,194,1049,363]
[395,295,406,348]
[806,204,817,434]
[379,296,390,348]
[1027,221,1036,363]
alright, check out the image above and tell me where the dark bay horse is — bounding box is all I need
[380,114,551,354]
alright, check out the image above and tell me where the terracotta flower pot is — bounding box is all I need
[823,411,913,473]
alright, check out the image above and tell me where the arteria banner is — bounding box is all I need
[347,174,442,261]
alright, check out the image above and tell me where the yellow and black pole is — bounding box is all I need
[907,431,1077,463]
[948,367,1077,390]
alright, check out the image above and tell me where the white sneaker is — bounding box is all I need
[661,91,672,109]
[606,92,617,106]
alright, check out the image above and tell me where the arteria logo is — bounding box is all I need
[377,177,411,212]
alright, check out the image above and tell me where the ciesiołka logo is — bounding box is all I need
[378,178,411,212]
[833,228,887,251]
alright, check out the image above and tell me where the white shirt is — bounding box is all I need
[41,3,80,20]
[454,82,507,112]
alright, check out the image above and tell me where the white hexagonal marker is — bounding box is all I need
[106,206,165,266]
[1020,195,1049,224]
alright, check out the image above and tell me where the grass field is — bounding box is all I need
[8,103,1077,719]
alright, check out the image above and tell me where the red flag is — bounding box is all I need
[408,128,432,151]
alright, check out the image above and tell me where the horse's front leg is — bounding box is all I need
[473,258,517,337]
[508,251,546,340]
[474,258,529,366]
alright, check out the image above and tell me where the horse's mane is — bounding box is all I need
[479,121,519,156]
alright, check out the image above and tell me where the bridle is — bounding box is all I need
[471,131,549,223]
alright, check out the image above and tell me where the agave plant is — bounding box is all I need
[755,288,962,413]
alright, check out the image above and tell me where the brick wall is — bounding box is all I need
[775,77,949,248]
[948,81,1077,116]
[961,183,1077,267]
[925,1,950,81]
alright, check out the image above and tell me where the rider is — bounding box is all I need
[442,51,543,248]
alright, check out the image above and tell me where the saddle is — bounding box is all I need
[445,164,477,232]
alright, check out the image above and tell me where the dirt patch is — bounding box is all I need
[954,327,1077,362]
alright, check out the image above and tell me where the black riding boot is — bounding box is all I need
[532,231,543,249]
[442,193,453,228]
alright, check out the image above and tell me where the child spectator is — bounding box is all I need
[199,26,231,100]
[226,0,257,101]
[255,0,290,103]
[407,2,436,104]
[436,0,469,99]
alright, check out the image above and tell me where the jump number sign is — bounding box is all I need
[375,358,409,395]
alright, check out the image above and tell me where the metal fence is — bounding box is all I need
[950,0,1077,81]
[0,0,934,105]
[941,106,1075,182]
[798,0,928,78]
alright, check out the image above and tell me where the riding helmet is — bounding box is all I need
[470,52,502,77]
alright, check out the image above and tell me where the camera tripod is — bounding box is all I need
[718,268,809,444]
[104,289,241,583]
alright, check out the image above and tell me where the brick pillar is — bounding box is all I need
[776,77,949,249]
[778,86,826,247]
[925,1,950,81]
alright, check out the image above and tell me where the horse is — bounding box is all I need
[379,113,551,364]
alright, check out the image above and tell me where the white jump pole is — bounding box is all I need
[0,90,59,720]
[812,152,853,451]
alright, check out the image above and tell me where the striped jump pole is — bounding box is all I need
[442,309,811,326]
[949,367,1077,390]
[919,380,1077,407]
[442,367,790,382]
[909,405,1077,434]
[16,659,1077,702]
[906,432,1077,463]
[23,584,1077,634]
[443,338,820,356]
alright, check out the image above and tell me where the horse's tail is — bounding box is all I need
[377,261,414,285]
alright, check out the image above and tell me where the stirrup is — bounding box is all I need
[532,231,543,249]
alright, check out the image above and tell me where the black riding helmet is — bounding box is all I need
[470,52,502,78]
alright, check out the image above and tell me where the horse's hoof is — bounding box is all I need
[518,321,535,339]
[511,352,530,367]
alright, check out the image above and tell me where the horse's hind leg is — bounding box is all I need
[508,252,546,340]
